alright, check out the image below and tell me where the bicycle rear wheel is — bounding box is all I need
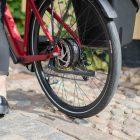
[29,0,121,118]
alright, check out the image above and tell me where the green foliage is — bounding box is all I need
[7,0,25,34]
[83,48,109,71]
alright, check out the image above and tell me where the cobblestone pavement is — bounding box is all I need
[0,62,140,140]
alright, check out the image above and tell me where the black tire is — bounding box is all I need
[29,0,122,118]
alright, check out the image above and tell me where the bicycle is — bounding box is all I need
[4,0,121,118]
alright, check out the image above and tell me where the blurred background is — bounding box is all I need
[7,0,140,68]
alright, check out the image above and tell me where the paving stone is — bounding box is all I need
[119,82,134,89]
[89,116,107,125]
[111,130,133,140]
[123,89,136,98]
[46,131,77,140]
[124,109,133,114]
[0,130,9,136]
[110,108,124,116]
[114,93,126,100]
[17,100,31,107]
[95,123,109,133]
[38,116,115,140]
[130,77,140,84]
[0,111,57,140]
[97,111,111,120]
[0,134,26,140]
[74,118,92,127]
[134,85,140,90]
[117,100,140,110]
[108,120,122,130]
[123,118,140,138]
[134,114,140,122]
[134,96,140,103]
[133,109,140,116]
[111,115,125,124]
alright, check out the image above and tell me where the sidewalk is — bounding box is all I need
[0,62,140,140]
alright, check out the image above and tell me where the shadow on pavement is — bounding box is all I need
[7,89,54,114]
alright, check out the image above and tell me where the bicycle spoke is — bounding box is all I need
[57,0,72,37]
[38,0,111,108]
[61,4,91,38]
[81,8,90,42]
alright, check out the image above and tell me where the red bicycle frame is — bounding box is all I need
[4,0,80,65]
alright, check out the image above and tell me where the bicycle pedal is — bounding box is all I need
[26,64,35,72]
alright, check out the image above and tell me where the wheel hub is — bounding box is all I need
[57,38,80,68]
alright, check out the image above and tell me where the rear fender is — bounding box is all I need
[97,0,117,18]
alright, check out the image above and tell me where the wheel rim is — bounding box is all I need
[34,0,112,109]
